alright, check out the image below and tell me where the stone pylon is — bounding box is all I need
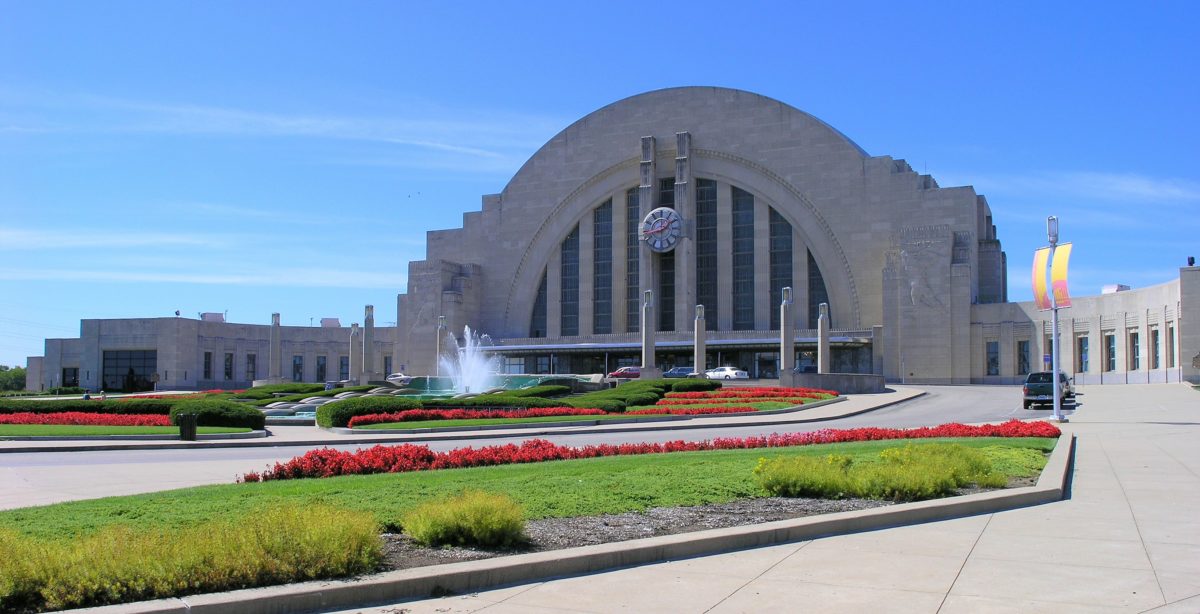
[779,288,796,386]
[349,323,362,383]
[818,302,831,374]
[362,305,375,383]
[268,313,282,381]
[640,290,661,379]
[694,305,706,376]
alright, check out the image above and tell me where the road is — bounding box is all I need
[1,385,1076,510]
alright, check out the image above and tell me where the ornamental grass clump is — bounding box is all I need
[0,504,381,613]
[402,490,526,549]
[755,443,1010,502]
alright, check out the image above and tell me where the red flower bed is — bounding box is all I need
[654,397,820,406]
[626,406,758,415]
[240,419,1061,482]
[347,407,608,428]
[0,412,173,427]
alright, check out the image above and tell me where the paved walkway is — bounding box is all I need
[337,383,1200,614]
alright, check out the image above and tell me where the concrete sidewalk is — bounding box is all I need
[340,383,1200,613]
[0,386,925,453]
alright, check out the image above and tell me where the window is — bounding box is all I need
[246,353,257,381]
[1076,336,1089,373]
[316,355,327,382]
[1167,325,1176,367]
[731,186,755,330]
[529,272,547,337]
[383,356,392,376]
[1017,340,1030,375]
[769,208,793,330]
[659,250,675,331]
[61,367,79,387]
[535,356,551,374]
[659,177,675,207]
[102,350,157,392]
[1104,334,1117,372]
[808,250,830,328]
[560,225,579,336]
[223,352,233,380]
[1129,331,1140,370]
[503,357,524,374]
[339,356,349,380]
[203,351,213,380]
[1151,329,1161,369]
[695,178,718,330]
[292,355,303,382]
[986,341,1000,376]
[625,189,640,333]
[593,200,613,334]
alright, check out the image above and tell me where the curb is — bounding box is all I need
[78,433,1075,614]
[328,396,845,435]
[2,392,922,454]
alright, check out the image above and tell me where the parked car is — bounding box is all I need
[663,366,698,378]
[1022,371,1074,409]
[706,366,749,380]
[385,372,413,386]
[608,366,640,379]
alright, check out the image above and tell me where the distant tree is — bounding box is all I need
[0,365,27,391]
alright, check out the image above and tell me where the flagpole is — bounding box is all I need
[1047,216,1067,423]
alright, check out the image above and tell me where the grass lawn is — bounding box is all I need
[0,437,1056,540]
[0,425,252,437]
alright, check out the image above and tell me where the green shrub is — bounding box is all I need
[490,385,572,398]
[46,386,87,395]
[402,490,526,548]
[754,443,1009,502]
[233,383,328,400]
[623,392,660,407]
[318,396,422,428]
[0,398,176,415]
[670,378,721,393]
[169,399,266,430]
[0,504,381,612]
[421,396,560,409]
[566,398,625,413]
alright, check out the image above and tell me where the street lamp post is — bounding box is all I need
[1047,216,1067,423]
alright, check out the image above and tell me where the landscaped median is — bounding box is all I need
[0,397,266,439]
[0,420,1061,612]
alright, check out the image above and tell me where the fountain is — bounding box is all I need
[437,325,501,395]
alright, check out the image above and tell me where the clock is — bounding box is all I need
[641,207,683,252]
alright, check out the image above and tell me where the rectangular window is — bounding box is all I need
[986,341,1000,376]
[1129,331,1140,370]
[102,350,158,392]
[560,225,580,336]
[292,355,303,382]
[1105,334,1117,372]
[246,353,257,381]
[769,208,793,330]
[593,200,613,334]
[504,357,524,374]
[695,178,718,330]
[731,186,756,330]
[339,356,349,380]
[625,189,640,333]
[1017,340,1030,375]
[659,177,675,207]
[1167,325,1176,368]
[203,351,213,380]
[384,355,392,376]
[535,356,551,374]
[659,250,675,331]
[1150,329,1160,370]
[223,352,233,381]
[1076,336,1089,373]
[316,355,327,382]
[530,272,547,337]
[61,367,79,387]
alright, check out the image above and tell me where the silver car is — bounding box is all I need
[706,366,749,380]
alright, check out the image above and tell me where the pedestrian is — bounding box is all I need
[99,390,107,401]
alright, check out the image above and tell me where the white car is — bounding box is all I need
[385,372,413,386]
[706,366,749,380]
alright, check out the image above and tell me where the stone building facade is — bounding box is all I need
[26,87,1200,390]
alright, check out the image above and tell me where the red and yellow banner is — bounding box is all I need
[1051,242,1073,308]
[1032,247,1052,310]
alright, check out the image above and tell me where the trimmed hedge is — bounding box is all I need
[233,383,330,400]
[318,396,422,428]
[422,396,561,409]
[490,385,572,398]
[669,378,722,393]
[169,400,266,430]
[0,399,176,415]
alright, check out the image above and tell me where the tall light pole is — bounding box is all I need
[1047,216,1067,423]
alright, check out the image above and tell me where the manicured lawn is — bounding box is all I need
[0,437,1056,540]
[0,425,252,437]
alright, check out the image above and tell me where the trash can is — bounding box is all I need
[178,413,198,441]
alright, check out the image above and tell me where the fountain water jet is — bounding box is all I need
[438,325,500,394]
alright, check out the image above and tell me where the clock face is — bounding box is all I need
[641,207,683,252]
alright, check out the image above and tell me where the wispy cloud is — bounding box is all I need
[0,227,226,250]
[0,267,403,289]
[941,170,1200,203]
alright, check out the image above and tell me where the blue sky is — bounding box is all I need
[2,1,1197,367]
